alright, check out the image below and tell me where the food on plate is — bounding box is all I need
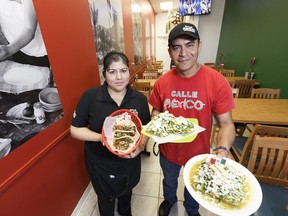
[190,157,249,208]
[112,114,137,151]
[113,124,137,138]
[145,111,194,137]
[22,102,34,117]
[113,136,134,151]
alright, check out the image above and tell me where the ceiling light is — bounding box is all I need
[160,2,173,11]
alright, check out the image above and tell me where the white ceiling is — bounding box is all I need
[149,0,180,14]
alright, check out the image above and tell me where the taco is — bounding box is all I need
[111,114,138,152]
[113,124,137,138]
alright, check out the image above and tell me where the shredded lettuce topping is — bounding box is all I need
[145,111,194,137]
[191,157,248,207]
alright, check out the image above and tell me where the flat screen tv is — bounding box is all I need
[179,0,212,16]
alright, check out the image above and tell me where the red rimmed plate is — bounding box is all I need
[102,109,143,156]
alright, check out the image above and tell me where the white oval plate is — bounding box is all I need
[6,102,35,124]
[3,67,43,86]
[183,154,262,216]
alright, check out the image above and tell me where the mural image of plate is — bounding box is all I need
[3,67,44,86]
[42,104,62,112]
[6,103,35,124]
[39,88,61,107]
[0,138,11,159]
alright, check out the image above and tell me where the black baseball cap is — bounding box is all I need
[168,23,200,47]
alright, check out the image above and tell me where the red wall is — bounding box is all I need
[0,0,155,215]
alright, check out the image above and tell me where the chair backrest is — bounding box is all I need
[232,79,255,98]
[239,124,288,167]
[132,82,151,95]
[247,135,288,187]
[143,72,158,79]
[220,69,235,77]
[251,88,280,99]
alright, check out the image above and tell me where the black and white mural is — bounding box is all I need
[88,0,125,83]
[131,0,143,68]
[0,0,64,159]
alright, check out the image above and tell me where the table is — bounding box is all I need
[226,76,260,87]
[232,98,288,125]
[136,79,157,87]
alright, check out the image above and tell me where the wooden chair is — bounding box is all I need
[247,135,288,215]
[251,88,280,99]
[132,82,151,96]
[248,135,288,187]
[143,72,158,79]
[232,79,255,98]
[231,124,288,167]
[219,68,235,77]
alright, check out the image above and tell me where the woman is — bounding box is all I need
[70,51,150,216]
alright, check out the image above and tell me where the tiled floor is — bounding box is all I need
[77,138,219,216]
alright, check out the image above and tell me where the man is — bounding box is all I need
[148,23,235,216]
